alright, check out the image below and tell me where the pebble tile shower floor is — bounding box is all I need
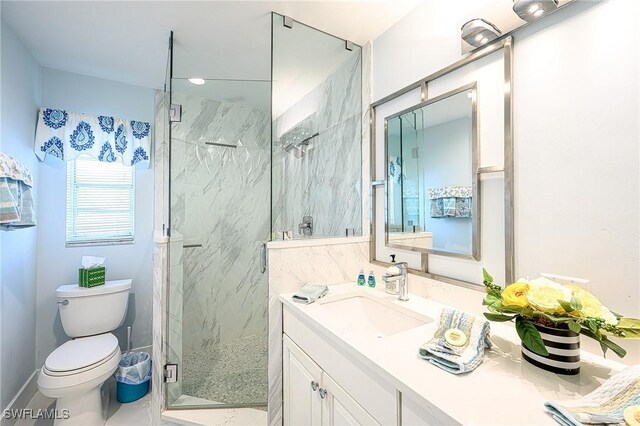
[182,333,268,405]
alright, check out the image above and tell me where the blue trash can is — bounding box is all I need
[114,352,152,403]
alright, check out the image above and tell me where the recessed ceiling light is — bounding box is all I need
[533,9,544,17]
[188,78,205,85]
[528,4,540,14]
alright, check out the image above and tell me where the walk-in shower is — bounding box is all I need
[161,13,363,415]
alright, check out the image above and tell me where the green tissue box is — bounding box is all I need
[79,267,106,288]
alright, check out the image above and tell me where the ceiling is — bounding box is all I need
[1,0,422,90]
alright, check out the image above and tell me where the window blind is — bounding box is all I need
[66,155,135,246]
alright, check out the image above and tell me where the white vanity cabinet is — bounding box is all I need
[284,335,379,426]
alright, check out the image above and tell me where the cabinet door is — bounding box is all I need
[284,335,323,426]
[321,373,380,426]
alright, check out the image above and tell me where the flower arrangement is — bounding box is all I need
[482,269,640,358]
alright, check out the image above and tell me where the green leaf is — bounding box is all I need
[558,300,574,313]
[483,293,502,308]
[567,321,582,334]
[586,319,599,334]
[599,336,627,358]
[483,268,494,285]
[516,317,549,356]
[580,327,603,342]
[616,318,640,338]
[570,296,582,311]
[484,313,516,322]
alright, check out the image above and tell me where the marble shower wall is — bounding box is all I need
[170,91,270,356]
[272,51,362,239]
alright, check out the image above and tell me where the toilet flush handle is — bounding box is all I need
[57,299,69,306]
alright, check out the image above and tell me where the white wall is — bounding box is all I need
[35,68,155,366]
[0,19,42,409]
[372,0,640,363]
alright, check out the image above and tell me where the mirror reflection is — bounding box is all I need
[386,84,478,258]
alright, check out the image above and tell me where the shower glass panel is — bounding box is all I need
[271,13,362,240]
[166,78,270,409]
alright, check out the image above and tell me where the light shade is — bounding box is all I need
[512,0,559,22]
[461,19,502,48]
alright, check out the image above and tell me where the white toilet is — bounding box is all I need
[38,279,132,425]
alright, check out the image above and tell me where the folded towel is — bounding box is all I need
[0,177,36,230]
[418,308,491,374]
[292,283,329,304]
[545,365,640,426]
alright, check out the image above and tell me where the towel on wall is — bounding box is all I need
[545,365,640,426]
[0,153,36,229]
[428,186,472,218]
[418,308,491,374]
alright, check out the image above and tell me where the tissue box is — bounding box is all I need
[79,267,106,288]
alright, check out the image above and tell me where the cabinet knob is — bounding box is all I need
[318,388,327,399]
[311,381,319,391]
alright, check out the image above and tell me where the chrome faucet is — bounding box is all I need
[382,262,409,301]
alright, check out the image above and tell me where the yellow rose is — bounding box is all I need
[567,285,618,325]
[501,282,530,308]
[526,277,572,314]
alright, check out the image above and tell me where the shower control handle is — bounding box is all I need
[311,381,319,391]
[318,388,327,399]
[57,300,69,306]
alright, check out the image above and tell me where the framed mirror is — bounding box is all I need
[385,83,479,259]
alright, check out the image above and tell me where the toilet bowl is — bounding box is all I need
[38,334,120,425]
[38,279,131,425]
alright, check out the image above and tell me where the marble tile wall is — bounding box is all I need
[272,51,363,239]
[151,89,170,424]
[267,236,370,425]
[169,91,271,359]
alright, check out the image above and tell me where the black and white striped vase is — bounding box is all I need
[520,321,581,375]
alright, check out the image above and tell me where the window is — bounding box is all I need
[66,155,135,246]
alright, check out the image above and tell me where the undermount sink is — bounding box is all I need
[318,293,432,337]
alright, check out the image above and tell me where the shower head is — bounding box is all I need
[461,18,502,48]
[512,0,559,22]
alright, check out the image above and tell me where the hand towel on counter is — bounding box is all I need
[545,365,640,426]
[292,283,329,304]
[418,308,491,374]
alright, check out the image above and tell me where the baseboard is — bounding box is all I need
[1,370,39,426]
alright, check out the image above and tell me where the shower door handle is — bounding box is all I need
[260,243,267,273]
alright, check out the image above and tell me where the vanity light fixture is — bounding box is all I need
[512,0,559,22]
[461,19,502,48]
[188,78,206,85]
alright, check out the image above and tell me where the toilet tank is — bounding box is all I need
[56,279,132,338]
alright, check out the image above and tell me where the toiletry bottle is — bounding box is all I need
[367,270,376,288]
[357,269,366,286]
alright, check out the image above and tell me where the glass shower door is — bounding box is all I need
[166,79,270,408]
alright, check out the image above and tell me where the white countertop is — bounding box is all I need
[280,283,626,425]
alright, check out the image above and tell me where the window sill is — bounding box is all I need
[65,239,135,248]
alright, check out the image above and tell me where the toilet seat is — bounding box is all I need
[43,334,120,376]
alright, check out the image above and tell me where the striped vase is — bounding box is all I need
[520,320,581,375]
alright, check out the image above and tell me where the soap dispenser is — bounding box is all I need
[367,270,376,288]
[384,255,400,295]
[357,269,366,286]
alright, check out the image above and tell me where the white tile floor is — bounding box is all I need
[16,378,162,426]
[17,379,266,426]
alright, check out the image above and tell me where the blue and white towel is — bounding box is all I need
[35,108,151,167]
[0,153,36,229]
[545,365,640,426]
[419,308,491,374]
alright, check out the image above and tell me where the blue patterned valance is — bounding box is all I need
[35,108,151,168]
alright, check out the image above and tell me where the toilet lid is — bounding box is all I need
[45,334,119,372]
